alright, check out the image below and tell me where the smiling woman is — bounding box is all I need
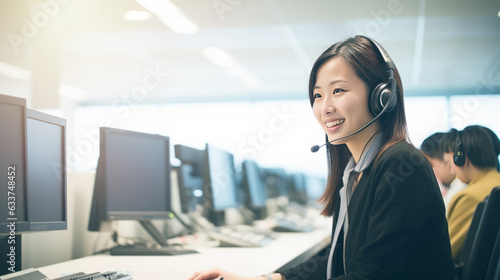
[312,56,376,159]
[187,36,457,280]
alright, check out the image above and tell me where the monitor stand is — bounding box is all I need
[110,220,198,256]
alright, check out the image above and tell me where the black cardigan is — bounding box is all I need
[277,143,456,280]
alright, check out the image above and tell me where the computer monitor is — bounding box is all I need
[202,144,239,226]
[88,127,173,249]
[241,160,267,219]
[262,168,289,199]
[173,144,205,214]
[289,173,308,205]
[0,95,67,275]
[0,94,29,275]
[0,94,30,235]
[304,175,326,205]
[26,109,67,231]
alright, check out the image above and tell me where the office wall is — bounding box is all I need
[70,100,328,176]
[68,95,500,176]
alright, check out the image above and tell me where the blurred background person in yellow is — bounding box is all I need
[444,125,500,263]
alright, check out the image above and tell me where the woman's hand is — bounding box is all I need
[188,267,262,280]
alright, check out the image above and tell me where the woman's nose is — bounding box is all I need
[322,97,335,115]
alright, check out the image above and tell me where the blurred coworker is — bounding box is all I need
[420,131,466,209]
[444,125,500,263]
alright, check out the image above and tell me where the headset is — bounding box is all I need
[454,130,466,166]
[357,35,398,117]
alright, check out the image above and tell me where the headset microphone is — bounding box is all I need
[310,103,387,153]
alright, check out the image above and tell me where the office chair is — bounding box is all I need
[455,200,485,278]
[458,186,500,280]
[485,230,500,280]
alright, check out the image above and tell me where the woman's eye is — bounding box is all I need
[313,93,322,99]
[333,88,345,94]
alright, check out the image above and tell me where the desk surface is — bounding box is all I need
[38,227,331,280]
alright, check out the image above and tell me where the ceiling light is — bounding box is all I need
[202,47,236,68]
[0,61,30,79]
[135,0,198,34]
[202,47,263,90]
[124,10,151,21]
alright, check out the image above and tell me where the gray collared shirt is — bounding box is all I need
[326,132,384,279]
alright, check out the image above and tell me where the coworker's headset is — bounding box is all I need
[310,35,398,153]
[454,131,466,166]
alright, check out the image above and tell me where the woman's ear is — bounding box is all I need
[464,155,471,167]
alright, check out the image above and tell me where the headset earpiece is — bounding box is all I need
[454,132,466,166]
[369,82,396,117]
[357,35,398,118]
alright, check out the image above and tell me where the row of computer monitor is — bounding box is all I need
[87,126,326,234]
[0,92,325,239]
[0,94,67,236]
[174,143,326,217]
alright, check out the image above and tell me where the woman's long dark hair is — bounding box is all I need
[309,36,409,216]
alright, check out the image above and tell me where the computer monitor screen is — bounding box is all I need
[203,144,239,211]
[26,109,67,231]
[89,127,171,226]
[0,94,29,235]
[289,173,308,205]
[174,144,205,213]
[305,175,326,203]
[241,160,267,209]
[263,168,289,199]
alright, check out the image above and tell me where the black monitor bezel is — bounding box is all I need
[25,108,68,232]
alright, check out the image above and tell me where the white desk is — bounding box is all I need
[38,227,331,280]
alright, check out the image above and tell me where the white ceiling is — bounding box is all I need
[0,0,499,106]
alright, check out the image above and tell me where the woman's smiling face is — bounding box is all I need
[312,56,375,146]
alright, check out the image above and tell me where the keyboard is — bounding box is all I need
[53,271,132,280]
[0,269,132,280]
[206,226,274,247]
[110,245,198,256]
